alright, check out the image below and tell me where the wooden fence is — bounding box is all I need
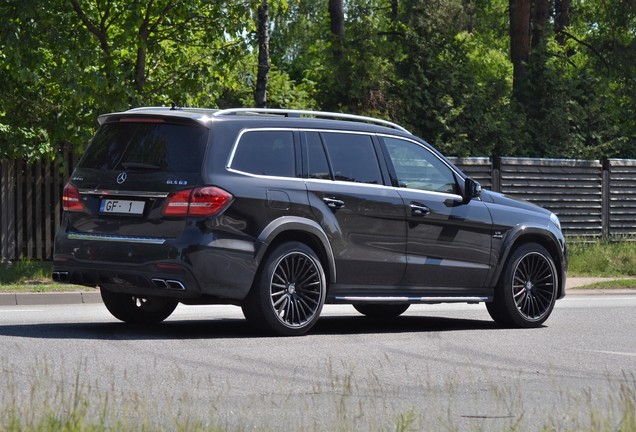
[450,157,636,240]
[1,155,635,261]
[1,152,76,261]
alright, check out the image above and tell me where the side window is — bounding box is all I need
[384,137,458,194]
[322,133,383,185]
[231,130,295,177]
[305,132,332,180]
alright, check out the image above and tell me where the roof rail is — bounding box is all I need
[211,108,410,133]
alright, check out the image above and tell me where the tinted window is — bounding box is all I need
[306,132,331,180]
[79,121,208,173]
[231,130,295,177]
[384,137,458,194]
[322,133,382,185]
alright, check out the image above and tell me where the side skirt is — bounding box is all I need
[326,284,493,304]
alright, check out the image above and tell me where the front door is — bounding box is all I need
[381,136,493,292]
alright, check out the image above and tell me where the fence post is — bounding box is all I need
[1,160,7,261]
[491,156,501,193]
[1,160,16,261]
[602,158,610,241]
[16,159,23,259]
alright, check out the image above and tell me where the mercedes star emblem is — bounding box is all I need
[116,172,128,184]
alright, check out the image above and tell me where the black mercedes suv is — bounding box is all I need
[53,107,567,335]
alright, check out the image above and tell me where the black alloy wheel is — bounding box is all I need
[487,243,558,328]
[242,241,326,336]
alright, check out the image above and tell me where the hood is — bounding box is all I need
[480,189,551,217]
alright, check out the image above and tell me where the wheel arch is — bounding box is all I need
[255,216,337,284]
[490,226,567,299]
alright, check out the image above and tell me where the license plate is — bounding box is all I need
[99,199,145,215]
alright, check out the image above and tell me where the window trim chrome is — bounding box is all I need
[226,128,467,197]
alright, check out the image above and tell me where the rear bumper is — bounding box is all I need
[53,229,258,302]
[52,256,203,299]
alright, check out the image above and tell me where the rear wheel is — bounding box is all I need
[353,303,410,318]
[242,241,326,336]
[487,243,558,328]
[100,287,178,324]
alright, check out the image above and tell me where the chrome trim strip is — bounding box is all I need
[334,296,489,303]
[67,233,167,245]
[79,189,168,198]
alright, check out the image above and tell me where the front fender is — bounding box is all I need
[488,224,567,298]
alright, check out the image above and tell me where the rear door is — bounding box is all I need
[67,116,209,239]
[303,131,406,286]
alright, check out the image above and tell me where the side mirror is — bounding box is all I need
[463,178,481,204]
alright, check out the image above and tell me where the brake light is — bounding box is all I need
[62,183,84,212]
[162,187,233,217]
[119,117,165,123]
[162,189,191,216]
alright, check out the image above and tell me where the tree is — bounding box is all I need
[0,0,254,159]
[554,0,570,45]
[1,0,634,161]
[255,0,270,107]
[509,0,531,104]
[329,0,345,37]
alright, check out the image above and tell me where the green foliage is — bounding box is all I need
[568,239,636,277]
[0,0,634,161]
[390,0,515,156]
[0,260,54,284]
[0,0,256,159]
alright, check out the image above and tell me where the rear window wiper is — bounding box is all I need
[121,162,161,171]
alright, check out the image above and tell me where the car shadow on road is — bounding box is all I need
[0,314,505,341]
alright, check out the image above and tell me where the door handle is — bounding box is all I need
[409,202,430,216]
[323,197,345,209]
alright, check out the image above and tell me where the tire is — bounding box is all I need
[242,241,326,336]
[353,303,410,318]
[100,287,178,324]
[487,243,558,328]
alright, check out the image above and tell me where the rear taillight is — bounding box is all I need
[162,187,233,217]
[62,183,84,212]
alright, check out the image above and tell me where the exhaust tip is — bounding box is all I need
[151,278,169,289]
[166,280,186,290]
[52,271,70,283]
[151,278,186,291]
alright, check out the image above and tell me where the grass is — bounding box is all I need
[1,239,636,293]
[1,359,634,432]
[577,279,636,289]
[0,260,90,293]
[0,260,54,284]
[567,239,636,277]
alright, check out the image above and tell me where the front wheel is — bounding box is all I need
[242,241,326,336]
[487,243,558,328]
[100,287,178,324]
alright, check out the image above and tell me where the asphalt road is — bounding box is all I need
[1,294,635,431]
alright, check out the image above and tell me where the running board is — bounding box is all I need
[333,296,490,304]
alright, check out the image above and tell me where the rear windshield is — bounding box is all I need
[79,121,208,173]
